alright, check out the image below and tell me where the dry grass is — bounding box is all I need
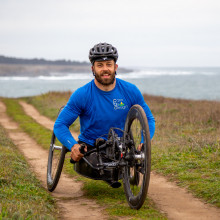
[142,95,220,207]
[144,94,220,151]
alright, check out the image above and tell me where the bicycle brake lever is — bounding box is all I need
[79,143,86,154]
[70,158,76,164]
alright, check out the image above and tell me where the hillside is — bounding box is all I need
[0,55,89,66]
[0,55,131,76]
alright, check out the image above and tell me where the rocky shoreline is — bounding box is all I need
[0,64,132,77]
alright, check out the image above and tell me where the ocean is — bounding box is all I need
[0,67,220,101]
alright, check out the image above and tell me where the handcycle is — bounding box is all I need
[47,104,151,210]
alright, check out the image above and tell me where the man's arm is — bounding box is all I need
[133,87,156,139]
[54,90,83,151]
[141,101,155,139]
[54,105,79,151]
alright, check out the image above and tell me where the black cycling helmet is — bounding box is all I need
[89,42,118,64]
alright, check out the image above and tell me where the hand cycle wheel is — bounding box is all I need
[123,104,151,209]
[47,106,67,192]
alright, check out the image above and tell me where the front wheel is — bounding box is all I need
[123,105,151,210]
[47,132,66,192]
[47,106,66,192]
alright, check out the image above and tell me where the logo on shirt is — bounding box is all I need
[113,99,128,110]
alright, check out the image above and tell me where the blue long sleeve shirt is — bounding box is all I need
[54,78,155,151]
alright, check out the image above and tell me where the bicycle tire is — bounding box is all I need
[47,106,66,192]
[123,104,151,209]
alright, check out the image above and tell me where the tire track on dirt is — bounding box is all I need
[19,101,220,220]
[0,101,108,220]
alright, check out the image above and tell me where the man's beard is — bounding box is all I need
[94,70,116,86]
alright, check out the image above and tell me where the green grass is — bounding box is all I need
[148,95,220,208]
[152,145,220,205]
[64,160,166,219]
[23,91,72,121]
[23,92,80,132]
[2,98,167,219]
[0,124,58,219]
[25,92,220,208]
[3,98,52,151]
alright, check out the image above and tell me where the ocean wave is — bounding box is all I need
[118,69,219,78]
[0,69,218,81]
[0,76,31,81]
[38,74,93,80]
[0,74,93,81]
[118,70,195,78]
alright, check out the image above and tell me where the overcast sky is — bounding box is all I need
[0,0,220,67]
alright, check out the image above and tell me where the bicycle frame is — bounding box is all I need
[73,127,143,181]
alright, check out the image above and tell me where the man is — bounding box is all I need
[54,42,155,179]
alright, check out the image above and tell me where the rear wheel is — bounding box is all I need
[47,106,66,192]
[123,105,151,209]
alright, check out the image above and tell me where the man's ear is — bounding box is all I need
[115,64,118,71]
[91,66,95,76]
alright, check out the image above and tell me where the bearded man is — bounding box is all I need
[54,42,155,187]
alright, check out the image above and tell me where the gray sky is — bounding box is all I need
[0,0,220,67]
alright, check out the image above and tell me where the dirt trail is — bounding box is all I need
[18,101,220,220]
[19,101,79,140]
[0,101,108,220]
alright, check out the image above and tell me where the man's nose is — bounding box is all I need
[102,64,108,71]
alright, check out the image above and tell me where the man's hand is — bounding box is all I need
[71,144,87,162]
[138,143,143,151]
